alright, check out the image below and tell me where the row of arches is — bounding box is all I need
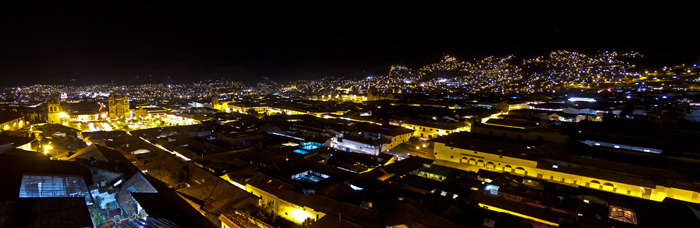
[589,180,616,191]
[462,157,526,174]
[461,157,619,193]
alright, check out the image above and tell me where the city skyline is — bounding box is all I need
[1,3,698,86]
[3,4,700,228]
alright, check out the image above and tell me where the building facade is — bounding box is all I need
[108,94,130,119]
[47,96,63,124]
[430,133,700,205]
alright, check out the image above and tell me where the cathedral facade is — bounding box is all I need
[108,94,130,119]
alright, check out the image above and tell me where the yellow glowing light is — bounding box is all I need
[59,112,69,118]
[287,208,314,224]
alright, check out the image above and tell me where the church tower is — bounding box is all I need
[212,94,220,110]
[367,87,378,101]
[108,93,130,119]
[47,96,62,124]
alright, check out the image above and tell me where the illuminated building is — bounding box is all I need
[47,96,64,124]
[333,124,414,156]
[0,113,26,133]
[431,132,700,205]
[367,87,400,101]
[212,94,220,110]
[211,94,234,111]
[108,93,130,119]
[391,119,470,139]
[228,102,270,114]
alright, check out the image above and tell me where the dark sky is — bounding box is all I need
[0,3,697,86]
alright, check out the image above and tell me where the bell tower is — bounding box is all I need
[212,94,220,110]
[47,96,62,124]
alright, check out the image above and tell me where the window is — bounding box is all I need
[609,205,638,225]
[602,183,615,191]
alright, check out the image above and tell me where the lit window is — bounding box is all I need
[609,205,638,225]
[485,185,499,195]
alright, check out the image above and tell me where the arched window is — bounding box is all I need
[486,162,496,169]
[514,167,526,175]
[468,158,476,165]
[477,160,485,167]
[602,182,615,191]
[589,180,601,189]
[504,165,512,172]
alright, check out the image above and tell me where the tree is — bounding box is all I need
[295,217,315,228]
[246,108,258,116]
[409,137,419,145]
[89,196,104,226]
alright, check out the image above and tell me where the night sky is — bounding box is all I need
[0,3,697,86]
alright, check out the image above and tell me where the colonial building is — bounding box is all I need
[333,123,414,156]
[47,96,63,124]
[108,94,130,119]
[228,102,270,114]
[430,132,700,206]
[367,87,400,101]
